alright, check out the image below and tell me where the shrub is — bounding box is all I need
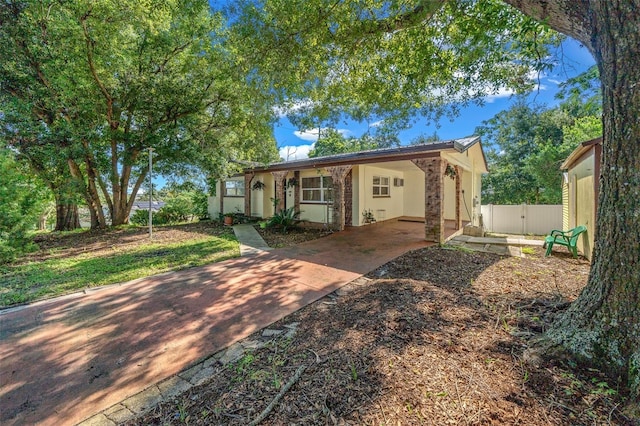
[130,209,153,226]
[267,207,301,233]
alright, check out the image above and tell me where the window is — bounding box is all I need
[372,176,390,197]
[224,180,245,197]
[301,176,333,203]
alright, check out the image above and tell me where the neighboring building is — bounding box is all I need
[208,136,488,243]
[561,136,602,260]
[130,200,165,215]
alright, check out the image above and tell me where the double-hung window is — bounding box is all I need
[301,176,333,203]
[224,180,245,197]
[372,176,390,197]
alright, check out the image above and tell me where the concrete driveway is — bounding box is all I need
[0,220,428,425]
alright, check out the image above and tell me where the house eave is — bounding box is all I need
[245,136,481,173]
[561,136,603,170]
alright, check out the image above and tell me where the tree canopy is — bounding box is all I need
[226,0,560,132]
[1,0,279,228]
[479,95,602,205]
[308,128,399,158]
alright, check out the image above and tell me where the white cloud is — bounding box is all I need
[370,120,384,128]
[293,129,321,141]
[273,99,315,118]
[547,78,563,85]
[279,144,314,161]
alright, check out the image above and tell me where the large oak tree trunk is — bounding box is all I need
[54,200,80,232]
[504,0,640,406]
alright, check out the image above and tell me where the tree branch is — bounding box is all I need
[80,9,118,129]
[501,0,593,52]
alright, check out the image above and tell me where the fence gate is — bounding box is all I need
[481,204,562,235]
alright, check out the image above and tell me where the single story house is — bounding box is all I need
[208,136,488,243]
[561,136,602,260]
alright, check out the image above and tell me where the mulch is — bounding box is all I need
[126,245,634,425]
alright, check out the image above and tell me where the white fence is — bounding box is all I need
[481,204,562,235]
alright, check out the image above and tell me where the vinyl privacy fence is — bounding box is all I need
[481,204,563,235]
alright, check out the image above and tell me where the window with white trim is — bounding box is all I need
[224,180,245,197]
[301,176,333,203]
[372,176,390,197]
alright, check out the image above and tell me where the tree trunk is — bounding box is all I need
[54,201,80,231]
[508,0,640,407]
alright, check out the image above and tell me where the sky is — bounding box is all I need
[273,38,596,161]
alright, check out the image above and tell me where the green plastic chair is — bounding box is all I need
[544,225,587,258]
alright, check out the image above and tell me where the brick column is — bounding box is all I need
[294,171,300,212]
[244,172,254,217]
[271,171,288,213]
[412,157,446,243]
[344,170,353,226]
[326,165,353,231]
[455,166,462,230]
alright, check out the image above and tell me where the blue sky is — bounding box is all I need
[273,38,596,161]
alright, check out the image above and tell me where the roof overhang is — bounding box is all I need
[561,136,603,170]
[245,136,482,173]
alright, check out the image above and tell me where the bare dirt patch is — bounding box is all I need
[128,246,633,425]
[254,226,333,248]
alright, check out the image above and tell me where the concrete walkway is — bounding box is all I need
[0,220,428,426]
[232,224,271,256]
[448,235,544,257]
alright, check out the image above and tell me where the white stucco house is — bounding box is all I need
[208,136,488,243]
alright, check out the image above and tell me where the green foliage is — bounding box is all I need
[478,97,601,205]
[0,228,239,307]
[267,207,302,233]
[227,0,560,131]
[130,209,153,227]
[1,0,278,228]
[308,128,399,158]
[0,149,50,263]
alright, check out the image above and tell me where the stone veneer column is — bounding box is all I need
[326,165,353,231]
[411,157,446,243]
[271,171,288,213]
[344,170,353,226]
[455,166,462,230]
[244,172,254,217]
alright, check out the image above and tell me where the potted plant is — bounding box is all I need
[223,213,234,226]
[362,209,376,224]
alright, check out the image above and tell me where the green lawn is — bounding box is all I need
[0,228,239,307]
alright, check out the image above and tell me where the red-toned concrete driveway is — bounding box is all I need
[0,220,428,425]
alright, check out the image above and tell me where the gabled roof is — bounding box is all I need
[561,136,603,170]
[247,136,484,173]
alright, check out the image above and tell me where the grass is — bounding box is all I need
[0,230,239,307]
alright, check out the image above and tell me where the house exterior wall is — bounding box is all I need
[351,166,361,225]
[562,179,569,230]
[298,169,333,225]
[357,164,405,222]
[443,174,456,220]
[461,170,473,222]
[565,149,596,259]
[206,139,487,234]
[403,168,425,218]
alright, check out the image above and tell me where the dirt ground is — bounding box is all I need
[254,226,333,248]
[24,221,236,264]
[127,246,635,425]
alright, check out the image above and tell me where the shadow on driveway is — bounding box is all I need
[0,220,428,425]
